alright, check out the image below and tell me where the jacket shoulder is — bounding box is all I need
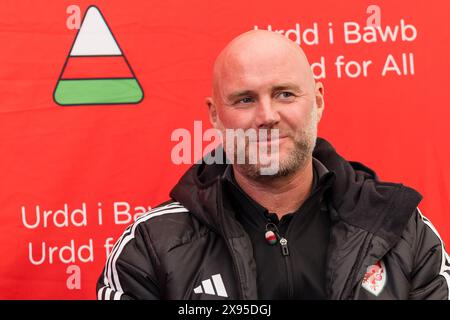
[132,200,209,251]
[404,208,450,299]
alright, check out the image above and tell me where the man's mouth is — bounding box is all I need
[253,135,288,143]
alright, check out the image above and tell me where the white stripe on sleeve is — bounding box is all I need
[418,207,450,300]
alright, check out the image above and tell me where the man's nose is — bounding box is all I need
[254,98,280,128]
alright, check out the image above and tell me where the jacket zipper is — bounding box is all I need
[279,187,327,299]
[342,233,373,299]
[269,222,293,297]
[280,237,293,298]
[216,182,247,299]
[279,238,289,256]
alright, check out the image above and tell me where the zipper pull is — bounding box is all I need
[280,237,289,256]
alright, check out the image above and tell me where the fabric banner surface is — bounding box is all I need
[0,0,449,299]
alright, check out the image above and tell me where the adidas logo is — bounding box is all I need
[193,274,228,297]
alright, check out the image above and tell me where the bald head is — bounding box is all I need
[212,30,315,101]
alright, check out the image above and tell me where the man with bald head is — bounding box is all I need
[97,31,450,300]
[207,30,323,217]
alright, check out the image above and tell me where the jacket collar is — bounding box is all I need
[170,137,422,248]
[313,138,422,247]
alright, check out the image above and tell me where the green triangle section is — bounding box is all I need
[54,6,144,106]
[55,79,143,105]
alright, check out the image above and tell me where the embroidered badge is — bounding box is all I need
[361,260,387,296]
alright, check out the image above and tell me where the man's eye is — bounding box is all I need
[238,97,254,104]
[278,92,294,99]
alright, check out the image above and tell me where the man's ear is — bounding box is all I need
[314,82,325,122]
[205,97,218,128]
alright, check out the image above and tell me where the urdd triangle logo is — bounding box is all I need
[54,5,144,106]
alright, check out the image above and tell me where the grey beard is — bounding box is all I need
[235,133,317,181]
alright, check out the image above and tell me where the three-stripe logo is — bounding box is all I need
[194,274,228,298]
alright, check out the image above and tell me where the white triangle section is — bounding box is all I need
[70,6,122,56]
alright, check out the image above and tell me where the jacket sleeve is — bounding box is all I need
[408,208,450,300]
[96,223,162,300]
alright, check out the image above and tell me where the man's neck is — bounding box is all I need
[232,160,314,220]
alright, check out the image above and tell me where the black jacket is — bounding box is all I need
[97,138,450,300]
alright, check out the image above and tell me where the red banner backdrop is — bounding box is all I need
[0,0,449,299]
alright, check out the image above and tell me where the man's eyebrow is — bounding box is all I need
[272,83,303,92]
[226,90,255,102]
[225,84,303,101]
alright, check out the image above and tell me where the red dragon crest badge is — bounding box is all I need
[361,260,387,296]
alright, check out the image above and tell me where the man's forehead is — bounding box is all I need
[212,31,313,94]
[221,73,304,91]
[217,53,309,95]
[219,37,303,73]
